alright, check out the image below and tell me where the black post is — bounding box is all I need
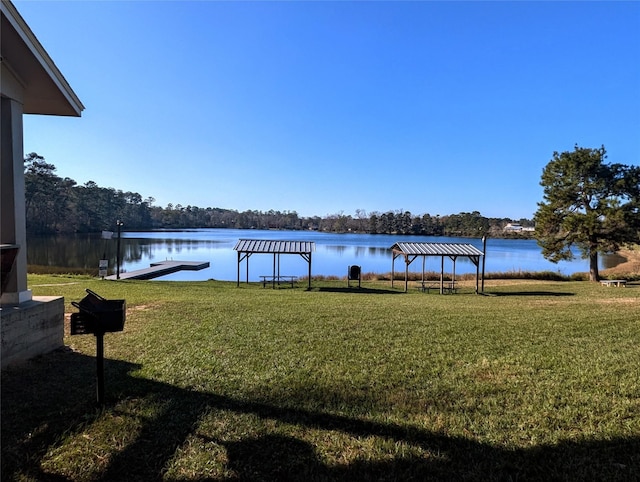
[96,332,105,405]
[116,220,123,280]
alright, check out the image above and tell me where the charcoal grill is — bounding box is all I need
[71,289,126,405]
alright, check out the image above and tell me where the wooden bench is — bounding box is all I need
[600,279,627,287]
[260,275,298,288]
[419,281,457,294]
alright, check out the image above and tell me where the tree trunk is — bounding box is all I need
[589,249,599,282]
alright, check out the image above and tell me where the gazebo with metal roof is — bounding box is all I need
[390,241,486,294]
[234,239,315,289]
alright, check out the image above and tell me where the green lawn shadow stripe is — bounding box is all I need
[2,350,638,481]
[485,291,575,297]
[315,286,404,294]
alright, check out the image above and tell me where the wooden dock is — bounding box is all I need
[105,260,210,280]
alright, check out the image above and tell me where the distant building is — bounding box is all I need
[503,223,535,233]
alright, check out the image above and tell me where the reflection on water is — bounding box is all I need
[323,245,391,257]
[27,229,621,282]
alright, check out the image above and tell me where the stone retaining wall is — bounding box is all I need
[1,296,64,369]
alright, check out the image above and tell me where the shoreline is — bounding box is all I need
[27,242,640,280]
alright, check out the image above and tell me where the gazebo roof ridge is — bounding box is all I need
[390,241,484,257]
[234,239,316,254]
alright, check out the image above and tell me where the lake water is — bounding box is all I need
[28,229,621,281]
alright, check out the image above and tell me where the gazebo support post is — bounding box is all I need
[404,255,408,292]
[272,253,276,288]
[236,252,251,286]
[452,256,457,292]
[481,236,487,293]
[391,254,395,289]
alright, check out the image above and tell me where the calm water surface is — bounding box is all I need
[28,229,620,281]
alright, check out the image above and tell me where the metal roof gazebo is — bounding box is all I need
[390,241,486,294]
[234,239,315,289]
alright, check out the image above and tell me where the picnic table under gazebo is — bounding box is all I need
[390,241,486,294]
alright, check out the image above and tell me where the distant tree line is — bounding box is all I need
[24,153,533,238]
[24,153,154,234]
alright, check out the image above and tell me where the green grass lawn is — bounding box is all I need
[2,276,639,481]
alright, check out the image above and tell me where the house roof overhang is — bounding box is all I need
[1,0,84,116]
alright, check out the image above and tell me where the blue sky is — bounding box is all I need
[17,0,640,220]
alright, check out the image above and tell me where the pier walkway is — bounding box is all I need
[105,260,210,280]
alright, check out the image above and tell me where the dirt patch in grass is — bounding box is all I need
[602,247,640,277]
[480,279,559,287]
[595,298,639,305]
[128,304,156,312]
[31,282,80,287]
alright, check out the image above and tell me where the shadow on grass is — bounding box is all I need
[315,286,404,294]
[483,291,576,297]
[2,349,638,481]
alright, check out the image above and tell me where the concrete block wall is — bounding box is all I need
[1,296,64,369]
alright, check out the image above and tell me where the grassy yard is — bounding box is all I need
[2,276,639,481]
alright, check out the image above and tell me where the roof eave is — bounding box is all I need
[1,0,84,116]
